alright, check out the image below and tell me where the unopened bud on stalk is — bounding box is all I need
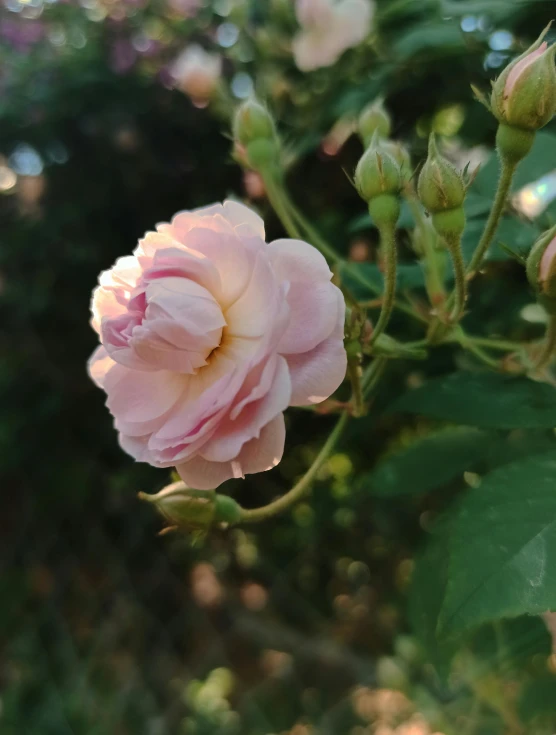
[139,481,242,532]
[491,24,556,133]
[232,97,280,171]
[358,99,392,146]
[526,224,556,313]
[417,135,466,240]
[355,132,402,228]
[233,97,276,145]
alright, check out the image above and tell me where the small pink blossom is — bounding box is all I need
[170,45,222,105]
[293,0,374,72]
[88,201,346,489]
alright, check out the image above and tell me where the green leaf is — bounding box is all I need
[518,673,556,724]
[438,453,556,637]
[360,427,490,497]
[389,372,556,429]
[409,518,458,678]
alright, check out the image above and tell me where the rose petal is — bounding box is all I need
[278,281,343,354]
[176,414,285,489]
[285,324,347,405]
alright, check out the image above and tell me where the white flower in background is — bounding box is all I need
[292,0,374,72]
[170,45,222,105]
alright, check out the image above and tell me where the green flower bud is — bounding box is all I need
[417,135,465,214]
[233,98,276,147]
[526,224,556,313]
[358,99,392,146]
[139,481,242,532]
[355,133,402,203]
[491,24,556,132]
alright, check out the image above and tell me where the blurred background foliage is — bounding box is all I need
[3,0,556,733]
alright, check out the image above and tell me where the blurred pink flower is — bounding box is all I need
[88,201,346,489]
[170,44,222,105]
[293,0,374,72]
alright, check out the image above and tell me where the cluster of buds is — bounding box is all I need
[139,481,242,535]
[232,97,280,174]
[417,135,466,242]
[526,225,556,314]
[354,130,403,229]
[490,24,556,163]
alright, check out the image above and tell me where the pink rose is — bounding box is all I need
[88,201,347,489]
[170,45,221,105]
[293,0,374,72]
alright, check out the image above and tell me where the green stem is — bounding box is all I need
[447,234,467,323]
[362,356,388,397]
[370,223,397,344]
[533,315,556,371]
[238,411,350,524]
[262,174,305,240]
[406,188,447,310]
[466,159,517,279]
[466,336,523,352]
[347,359,365,417]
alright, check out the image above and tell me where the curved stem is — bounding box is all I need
[262,174,305,240]
[466,159,517,279]
[238,412,350,524]
[533,315,556,372]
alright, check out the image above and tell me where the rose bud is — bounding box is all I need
[491,24,556,133]
[232,98,279,171]
[417,134,466,239]
[355,133,402,228]
[138,482,242,532]
[358,99,392,146]
[355,132,401,202]
[526,224,556,312]
[233,97,276,146]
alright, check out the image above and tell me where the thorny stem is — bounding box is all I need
[446,233,467,323]
[466,159,517,279]
[370,223,397,345]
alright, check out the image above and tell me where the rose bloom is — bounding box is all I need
[170,44,221,105]
[292,0,374,72]
[88,201,346,489]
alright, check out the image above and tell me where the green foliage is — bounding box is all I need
[391,372,556,428]
[439,453,556,635]
[359,427,490,497]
